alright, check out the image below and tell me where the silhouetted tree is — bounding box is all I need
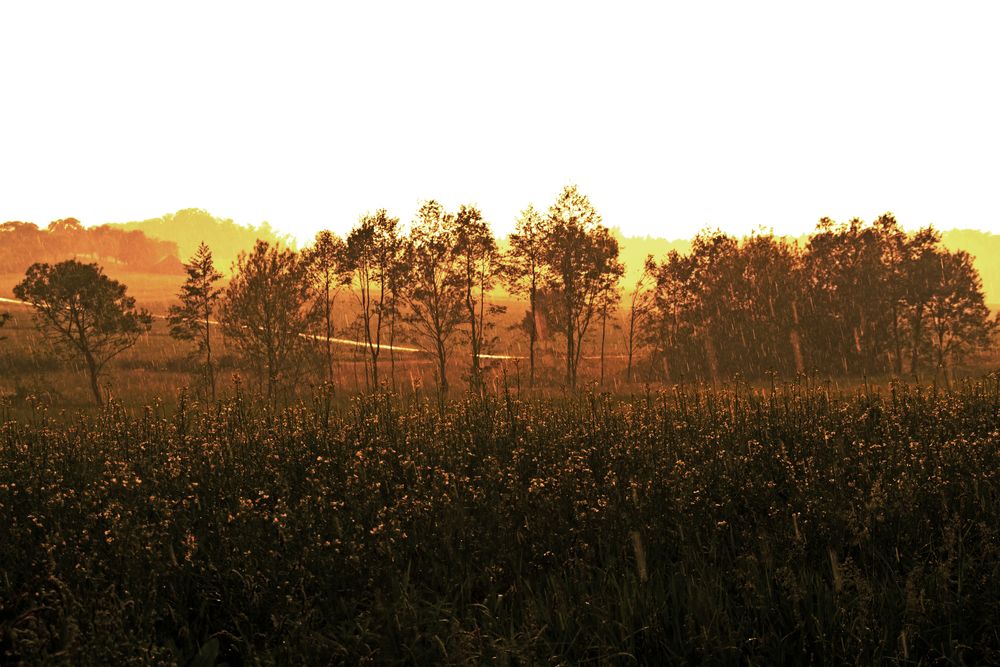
[454,204,503,394]
[304,230,350,384]
[168,242,224,400]
[221,241,314,400]
[343,210,401,390]
[873,214,909,374]
[13,260,152,405]
[504,205,547,387]
[802,217,896,375]
[902,227,944,376]
[402,201,465,397]
[926,249,995,375]
[737,232,803,376]
[649,230,803,382]
[623,256,655,382]
[596,275,622,386]
[541,185,623,388]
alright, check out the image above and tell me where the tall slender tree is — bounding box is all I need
[343,210,400,390]
[623,256,655,382]
[168,242,224,400]
[221,241,314,400]
[903,227,944,376]
[596,277,622,386]
[454,204,503,393]
[504,205,546,387]
[304,230,350,384]
[541,185,623,388]
[926,249,995,375]
[402,200,465,398]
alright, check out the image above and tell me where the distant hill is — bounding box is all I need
[108,208,295,274]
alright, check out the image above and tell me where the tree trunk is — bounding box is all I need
[205,311,216,402]
[910,304,924,376]
[389,311,397,393]
[467,289,480,394]
[528,280,537,388]
[891,302,902,375]
[325,285,334,385]
[566,296,575,389]
[85,354,102,406]
[600,308,607,386]
[437,336,449,398]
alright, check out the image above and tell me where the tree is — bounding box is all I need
[343,210,401,390]
[867,214,910,375]
[801,217,897,376]
[541,185,623,388]
[902,227,944,376]
[13,260,152,405]
[504,205,547,387]
[623,256,656,382]
[167,242,224,400]
[454,204,503,393]
[926,249,995,375]
[304,230,350,385]
[220,240,314,400]
[596,276,622,386]
[402,201,465,397]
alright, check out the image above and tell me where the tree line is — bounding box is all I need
[644,216,997,383]
[7,188,997,405]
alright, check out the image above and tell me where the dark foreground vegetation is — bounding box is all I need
[2,378,999,665]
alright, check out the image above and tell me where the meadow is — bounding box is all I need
[2,378,999,665]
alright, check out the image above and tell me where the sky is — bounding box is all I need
[2,1,999,243]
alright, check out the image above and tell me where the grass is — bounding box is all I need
[2,378,999,664]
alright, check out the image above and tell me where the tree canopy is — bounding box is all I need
[13,260,152,404]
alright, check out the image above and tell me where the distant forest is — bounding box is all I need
[0,218,182,275]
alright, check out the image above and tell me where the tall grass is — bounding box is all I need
[2,378,999,664]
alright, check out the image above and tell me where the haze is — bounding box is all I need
[2,1,998,242]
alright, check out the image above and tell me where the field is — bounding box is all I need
[2,379,999,664]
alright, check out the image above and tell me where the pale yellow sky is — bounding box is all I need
[2,1,998,242]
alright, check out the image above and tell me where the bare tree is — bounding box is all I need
[221,241,314,400]
[14,260,152,405]
[168,242,224,400]
[402,200,464,398]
